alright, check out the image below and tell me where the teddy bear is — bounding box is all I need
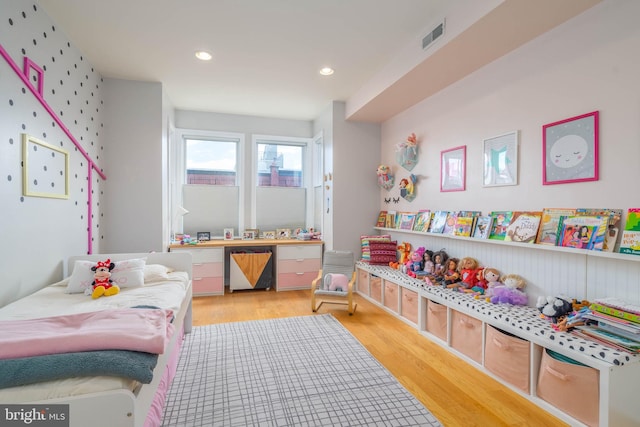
[487,273,527,306]
[90,259,120,299]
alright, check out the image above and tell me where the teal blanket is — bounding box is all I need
[0,349,158,389]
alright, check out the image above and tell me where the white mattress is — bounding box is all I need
[0,272,189,402]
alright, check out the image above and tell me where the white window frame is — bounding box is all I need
[250,134,313,229]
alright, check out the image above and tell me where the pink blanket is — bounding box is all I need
[0,308,174,360]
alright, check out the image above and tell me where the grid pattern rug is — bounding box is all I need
[161,314,441,427]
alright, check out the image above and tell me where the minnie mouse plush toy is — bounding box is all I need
[91,259,120,299]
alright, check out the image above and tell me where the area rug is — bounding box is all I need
[161,314,441,426]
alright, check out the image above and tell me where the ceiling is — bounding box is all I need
[37,0,601,123]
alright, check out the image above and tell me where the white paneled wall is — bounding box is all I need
[383,229,639,306]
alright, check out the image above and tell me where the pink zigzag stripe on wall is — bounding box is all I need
[0,42,107,254]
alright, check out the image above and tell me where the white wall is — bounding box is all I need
[102,78,165,253]
[381,0,639,220]
[0,1,104,305]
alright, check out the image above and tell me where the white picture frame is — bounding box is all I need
[483,131,519,187]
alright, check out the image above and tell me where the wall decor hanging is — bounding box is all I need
[483,131,518,187]
[440,145,466,192]
[399,174,417,202]
[376,164,394,191]
[22,134,69,199]
[396,132,419,171]
[543,111,599,185]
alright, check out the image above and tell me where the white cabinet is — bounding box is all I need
[171,247,224,296]
[276,244,322,291]
[357,264,640,427]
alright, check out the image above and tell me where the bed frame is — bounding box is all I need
[40,252,193,427]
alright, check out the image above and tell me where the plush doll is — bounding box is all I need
[536,295,573,323]
[376,164,394,190]
[91,259,120,299]
[462,267,487,295]
[443,258,461,288]
[488,273,527,306]
[406,247,425,278]
[457,257,479,290]
[478,267,502,300]
[324,273,349,292]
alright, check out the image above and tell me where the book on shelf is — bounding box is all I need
[428,211,449,234]
[557,215,607,250]
[619,208,640,255]
[375,210,387,228]
[472,215,493,239]
[535,208,577,245]
[503,211,542,243]
[442,211,459,235]
[454,216,476,237]
[574,325,640,352]
[583,312,640,335]
[412,210,432,232]
[576,208,623,252]
[399,212,417,230]
[488,211,514,240]
[384,211,396,229]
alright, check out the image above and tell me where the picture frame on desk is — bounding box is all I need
[244,228,259,239]
[263,230,276,240]
[242,230,256,240]
[223,228,234,240]
[196,231,210,242]
[276,228,291,239]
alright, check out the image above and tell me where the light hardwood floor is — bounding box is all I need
[192,289,568,427]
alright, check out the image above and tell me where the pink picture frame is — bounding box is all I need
[542,111,599,185]
[440,145,466,192]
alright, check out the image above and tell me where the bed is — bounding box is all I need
[0,252,193,427]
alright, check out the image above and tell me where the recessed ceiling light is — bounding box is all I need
[195,51,212,61]
[319,67,334,76]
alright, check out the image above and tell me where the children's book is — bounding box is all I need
[619,208,640,255]
[557,215,607,250]
[488,211,514,240]
[454,216,476,237]
[428,211,449,234]
[503,211,542,243]
[442,211,459,235]
[385,211,396,229]
[412,210,431,232]
[472,215,493,239]
[399,212,417,230]
[375,210,387,228]
[576,208,623,252]
[535,208,577,245]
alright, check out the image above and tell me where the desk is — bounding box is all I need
[169,239,323,295]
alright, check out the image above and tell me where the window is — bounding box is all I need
[185,138,237,185]
[256,142,303,187]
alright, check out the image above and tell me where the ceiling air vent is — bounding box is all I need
[422,20,445,50]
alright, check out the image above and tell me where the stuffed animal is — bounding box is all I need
[536,295,573,323]
[397,242,412,267]
[406,247,425,278]
[91,259,120,299]
[324,273,349,292]
[488,273,527,305]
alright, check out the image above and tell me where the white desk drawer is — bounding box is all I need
[278,244,322,260]
[173,247,223,263]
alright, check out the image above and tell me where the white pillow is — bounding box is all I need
[66,258,147,294]
[144,264,171,283]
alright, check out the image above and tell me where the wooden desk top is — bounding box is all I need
[169,238,323,249]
